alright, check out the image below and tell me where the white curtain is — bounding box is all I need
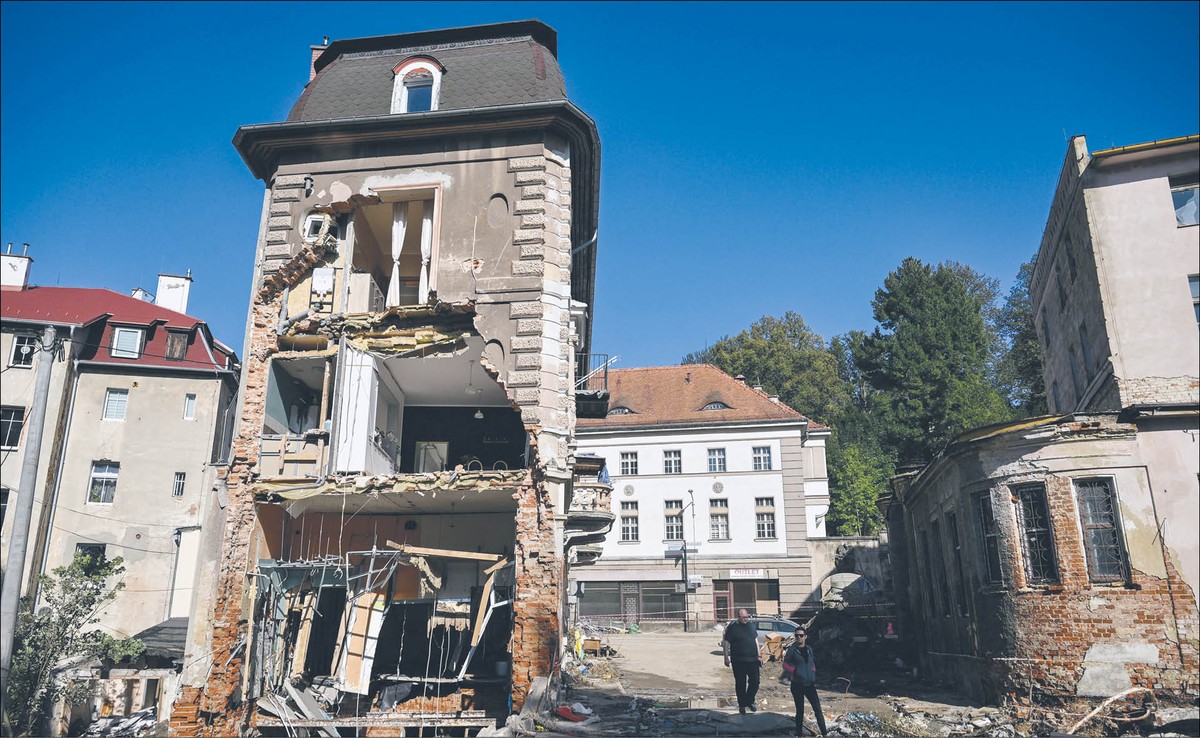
[385,201,409,308]
[418,199,433,303]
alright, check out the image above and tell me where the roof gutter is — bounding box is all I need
[1090,134,1199,159]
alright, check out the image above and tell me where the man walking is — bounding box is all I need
[722,609,764,714]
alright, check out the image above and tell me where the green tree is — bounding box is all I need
[825,442,892,536]
[5,552,143,737]
[996,257,1047,415]
[857,257,1012,464]
[683,311,848,426]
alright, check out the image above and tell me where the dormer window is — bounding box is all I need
[607,406,634,416]
[701,401,731,411]
[391,56,444,114]
[111,327,144,359]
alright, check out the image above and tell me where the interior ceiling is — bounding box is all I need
[381,336,511,407]
[283,484,518,516]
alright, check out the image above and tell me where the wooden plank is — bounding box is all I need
[385,541,504,562]
[470,573,497,647]
[483,557,511,576]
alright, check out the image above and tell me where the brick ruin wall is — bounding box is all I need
[993,475,1197,706]
[172,149,575,733]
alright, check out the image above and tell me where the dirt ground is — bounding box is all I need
[549,630,1009,737]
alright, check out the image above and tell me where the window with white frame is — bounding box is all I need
[620,501,639,542]
[172,472,186,498]
[709,498,729,540]
[183,393,197,421]
[1,406,25,449]
[664,500,684,541]
[663,449,681,474]
[9,334,37,367]
[755,497,776,539]
[110,327,144,359]
[1075,477,1129,583]
[707,448,726,473]
[87,461,120,504]
[103,389,128,421]
[752,446,772,471]
[391,57,442,114]
[1170,174,1199,227]
[620,451,639,476]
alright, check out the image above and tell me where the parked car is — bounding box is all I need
[717,615,800,648]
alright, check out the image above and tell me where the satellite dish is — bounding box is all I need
[712,482,724,494]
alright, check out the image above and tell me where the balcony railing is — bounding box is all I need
[575,353,612,418]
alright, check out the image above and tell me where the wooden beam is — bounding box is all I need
[385,541,504,562]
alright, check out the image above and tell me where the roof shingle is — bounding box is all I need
[578,365,825,430]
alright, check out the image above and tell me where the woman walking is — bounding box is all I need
[783,626,827,736]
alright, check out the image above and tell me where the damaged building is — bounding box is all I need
[171,21,609,736]
[881,135,1199,706]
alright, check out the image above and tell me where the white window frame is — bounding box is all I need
[620,501,639,542]
[1170,176,1199,227]
[663,449,682,475]
[755,497,777,539]
[111,327,144,359]
[709,498,730,540]
[103,388,129,421]
[87,461,120,505]
[8,334,37,367]
[707,448,726,473]
[172,472,186,498]
[752,446,772,471]
[664,500,684,541]
[183,393,197,421]
[620,451,639,476]
[1,406,25,450]
[391,58,442,114]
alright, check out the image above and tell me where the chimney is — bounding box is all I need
[156,270,193,314]
[768,395,780,403]
[752,384,764,392]
[734,374,746,384]
[310,37,329,82]
[131,287,154,302]
[1,242,33,290]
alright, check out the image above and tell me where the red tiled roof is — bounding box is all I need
[578,364,824,430]
[1,286,200,328]
[1,286,235,371]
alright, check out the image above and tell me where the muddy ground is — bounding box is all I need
[528,631,1197,737]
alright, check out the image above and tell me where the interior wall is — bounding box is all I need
[400,406,525,472]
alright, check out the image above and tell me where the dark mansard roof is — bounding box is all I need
[289,20,567,122]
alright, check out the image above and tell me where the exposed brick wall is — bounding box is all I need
[509,473,560,709]
[171,299,283,736]
[1118,375,1200,408]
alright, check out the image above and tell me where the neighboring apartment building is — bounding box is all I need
[881,135,1198,706]
[575,365,831,629]
[172,21,606,737]
[0,250,239,728]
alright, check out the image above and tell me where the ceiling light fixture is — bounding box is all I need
[474,409,485,420]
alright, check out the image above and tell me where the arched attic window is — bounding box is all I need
[607,406,635,416]
[701,401,731,411]
[391,56,444,114]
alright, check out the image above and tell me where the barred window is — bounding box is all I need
[1014,483,1059,584]
[663,450,682,475]
[620,501,639,542]
[1075,478,1128,582]
[620,452,639,476]
[707,448,726,473]
[976,494,1003,585]
[172,472,186,498]
[755,497,776,539]
[664,500,684,541]
[9,334,37,367]
[709,499,729,540]
[752,446,772,471]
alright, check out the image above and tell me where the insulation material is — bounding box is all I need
[430,601,472,634]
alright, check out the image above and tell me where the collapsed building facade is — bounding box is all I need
[171,21,609,736]
[881,135,1199,705]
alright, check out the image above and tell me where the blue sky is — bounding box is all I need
[2,2,1197,368]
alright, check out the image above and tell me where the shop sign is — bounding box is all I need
[728,568,765,579]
